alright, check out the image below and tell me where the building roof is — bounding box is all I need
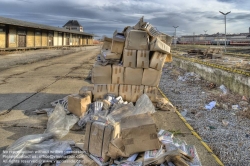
[63,20,82,27]
[0,16,93,36]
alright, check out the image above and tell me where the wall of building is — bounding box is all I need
[27,29,34,47]
[35,31,42,47]
[42,31,47,46]
[0,26,6,48]
[9,26,17,48]
[54,31,58,46]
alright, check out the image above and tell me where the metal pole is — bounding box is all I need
[173,26,178,48]
[219,11,231,53]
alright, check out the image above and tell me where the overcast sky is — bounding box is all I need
[0,0,250,38]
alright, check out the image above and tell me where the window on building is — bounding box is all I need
[9,34,16,43]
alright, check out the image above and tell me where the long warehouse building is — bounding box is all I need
[0,16,94,49]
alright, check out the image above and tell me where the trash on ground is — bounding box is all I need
[205,101,216,110]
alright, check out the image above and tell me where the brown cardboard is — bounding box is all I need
[107,138,126,159]
[84,121,114,162]
[137,50,150,68]
[102,41,111,50]
[123,26,133,38]
[101,49,121,60]
[104,36,112,42]
[119,85,132,102]
[124,67,143,85]
[158,33,172,46]
[125,30,149,50]
[91,63,112,84]
[131,85,144,102]
[111,30,125,54]
[93,84,108,101]
[67,94,91,117]
[82,154,98,166]
[150,37,171,54]
[144,86,158,102]
[123,49,137,68]
[120,113,161,155]
[149,52,167,71]
[142,68,162,86]
[112,65,124,84]
[107,84,119,96]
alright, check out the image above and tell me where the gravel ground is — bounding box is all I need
[159,63,250,166]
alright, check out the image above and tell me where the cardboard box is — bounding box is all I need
[112,65,124,84]
[101,49,121,60]
[125,30,149,50]
[123,49,137,68]
[119,85,132,102]
[102,37,112,50]
[149,52,167,71]
[93,84,108,101]
[111,30,125,54]
[107,138,126,159]
[137,50,149,68]
[107,84,119,96]
[131,85,144,102]
[144,86,158,102]
[142,68,162,86]
[84,121,115,162]
[150,37,170,54]
[120,113,161,156]
[165,53,172,62]
[124,67,143,85]
[67,94,91,117]
[123,26,133,38]
[158,33,172,46]
[91,63,112,84]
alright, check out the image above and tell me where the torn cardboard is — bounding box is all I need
[131,85,144,102]
[124,67,143,85]
[150,52,167,71]
[123,49,137,68]
[144,86,158,102]
[93,84,108,101]
[119,85,132,102]
[158,33,172,46]
[125,30,149,50]
[112,65,124,84]
[79,86,94,99]
[137,50,149,68]
[67,94,91,117]
[120,113,161,156]
[107,138,126,159]
[107,84,119,96]
[142,68,162,86]
[91,63,112,84]
[150,37,170,54]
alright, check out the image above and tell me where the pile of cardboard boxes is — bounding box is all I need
[91,17,172,103]
[65,18,201,166]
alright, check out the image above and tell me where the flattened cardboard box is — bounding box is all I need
[144,86,158,102]
[150,52,167,71]
[120,113,160,156]
[102,41,111,50]
[124,67,143,85]
[131,85,144,102]
[67,94,91,117]
[150,37,170,54]
[101,49,121,60]
[119,85,132,102]
[93,84,107,101]
[125,30,149,50]
[137,50,150,68]
[142,68,162,87]
[91,63,112,84]
[112,65,124,84]
[107,84,119,96]
[84,121,114,162]
[123,49,137,68]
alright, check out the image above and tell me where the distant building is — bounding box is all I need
[63,20,83,32]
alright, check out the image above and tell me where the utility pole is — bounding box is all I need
[204,30,207,46]
[193,32,195,45]
[173,26,178,48]
[219,11,231,52]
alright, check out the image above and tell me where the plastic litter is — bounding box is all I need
[133,94,155,115]
[118,161,142,166]
[51,96,70,113]
[205,101,216,111]
[45,104,79,139]
[127,153,138,162]
[34,108,54,116]
[219,85,227,94]
[181,109,188,117]
[232,105,239,110]
[222,120,229,127]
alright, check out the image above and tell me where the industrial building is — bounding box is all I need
[63,20,83,32]
[0,16,94,50]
